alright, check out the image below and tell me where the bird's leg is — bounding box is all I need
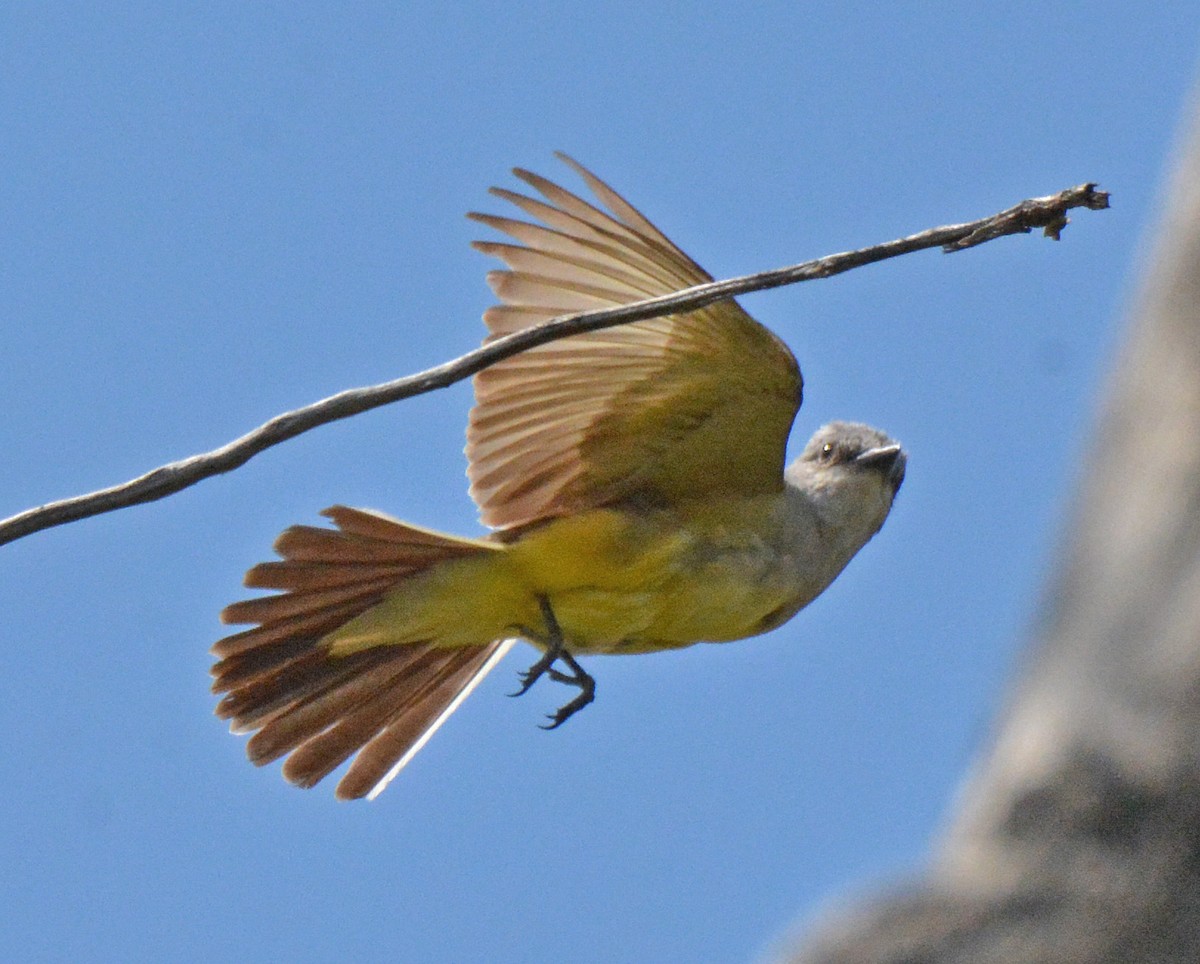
[508,596,596,728]
[539,646,595,730]
[508,608,559,698]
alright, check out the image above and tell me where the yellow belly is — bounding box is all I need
[503,502,801,654]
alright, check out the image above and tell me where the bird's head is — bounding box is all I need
[785,421,906,540]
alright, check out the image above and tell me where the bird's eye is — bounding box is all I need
[820,442,835,461]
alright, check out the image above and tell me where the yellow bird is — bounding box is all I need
[212,156,907,800]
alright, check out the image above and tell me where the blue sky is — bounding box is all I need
[2,5,1197,963]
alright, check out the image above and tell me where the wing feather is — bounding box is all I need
[466,157,802,530]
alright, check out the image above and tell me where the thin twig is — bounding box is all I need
[0,183,1109,548]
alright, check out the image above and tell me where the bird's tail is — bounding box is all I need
[212,505,514,800]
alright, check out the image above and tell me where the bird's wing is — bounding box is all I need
[466,155,803,531]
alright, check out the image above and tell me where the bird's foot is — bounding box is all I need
[538,647,595,730]
[508,596,596,727]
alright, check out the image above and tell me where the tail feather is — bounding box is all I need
[273,526,451,564]
[337,639,514,801]
[213,600,384,659]
[247,646,454,765]
[221,577,402,626]
[279,648,465,788]
[212,505,509,800]
[321,504,483,548]
[212,635,319,694]
[244,560,413,592]
[216,633,388,722]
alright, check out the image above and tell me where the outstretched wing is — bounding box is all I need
[466,154,803,531]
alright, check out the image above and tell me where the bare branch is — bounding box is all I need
[0,183,1108,548]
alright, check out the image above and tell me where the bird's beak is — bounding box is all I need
[855,444,906,492]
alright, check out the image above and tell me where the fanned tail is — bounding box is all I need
[212,505,511,800]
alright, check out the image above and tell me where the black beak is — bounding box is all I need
[856,444,906,493]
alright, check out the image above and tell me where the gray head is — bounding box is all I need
[797,421,906,490]
[785,421,907,540]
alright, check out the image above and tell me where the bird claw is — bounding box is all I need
[509,596,597,726]
[538,683,596,730]
[508,644,557,698]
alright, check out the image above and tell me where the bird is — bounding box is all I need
[211,154,907,801]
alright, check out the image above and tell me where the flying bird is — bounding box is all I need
[212,155,907,800]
